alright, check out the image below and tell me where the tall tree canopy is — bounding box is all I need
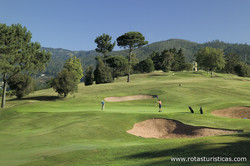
[94,33,116,57]
[63,56,83,81]
[116,31,148,82]
[0,23,51,108]
[194,47,225,76]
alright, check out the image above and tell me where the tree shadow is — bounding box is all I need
[148,73,167,77]
[122,133,250,165]
[8,96,61,101]
[232,132,250,138]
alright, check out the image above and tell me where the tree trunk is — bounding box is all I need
[64,93,67,97]
[1,73,7,109]
[127,48,132,83]
[127,73,130,82]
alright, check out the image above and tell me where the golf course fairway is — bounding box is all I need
[0,71,249,166]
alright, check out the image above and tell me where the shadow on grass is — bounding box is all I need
[148,73,167,77]
[122,133,250,166]
[8,96,61,101]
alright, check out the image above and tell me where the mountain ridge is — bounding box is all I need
[42,39,250,76]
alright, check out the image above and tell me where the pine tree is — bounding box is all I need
[117,32,148,82]
[161,50,174,72]
[0,23,51,108]
[85,66,94,86]
[94,57,113,84]
[176,48,186,71]
[95,34,116,57]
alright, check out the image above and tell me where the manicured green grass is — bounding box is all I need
[0,71,249,166]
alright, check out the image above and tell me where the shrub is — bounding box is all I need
[51,69,78,97]
[185,63,193,71]
[7,73,34,98]
[234,63,249,77]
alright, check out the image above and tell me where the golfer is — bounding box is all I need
[158,99,162,112]
[101,100,105,110]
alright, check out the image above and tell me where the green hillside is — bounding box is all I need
[0,71,249,165]
[42,39,250,76]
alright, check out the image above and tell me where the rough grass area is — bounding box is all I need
[0,71,249,166]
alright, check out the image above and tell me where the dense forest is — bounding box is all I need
[42,39,250,76]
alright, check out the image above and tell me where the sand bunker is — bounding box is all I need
[212,106,250,119]
[104,95,155,102]
[127,119,241,139]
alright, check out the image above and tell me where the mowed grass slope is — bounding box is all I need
[0,71,249,166]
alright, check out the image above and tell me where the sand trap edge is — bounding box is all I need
[104,95,157,102]
[127,118,243,139]
[212,106,250,119]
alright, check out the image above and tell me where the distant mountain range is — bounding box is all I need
[42,39,250,76]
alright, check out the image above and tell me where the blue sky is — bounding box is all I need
[1,0,250,51]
